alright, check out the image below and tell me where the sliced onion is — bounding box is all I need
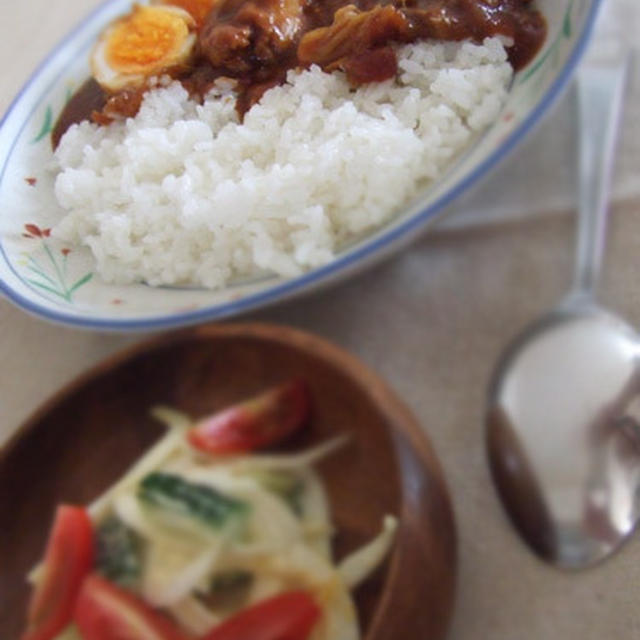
[297,468,333,560]
[338,515,398,589]
[151,406,192,431]
[88,428,186,521]
[167,596,222,635]
[227,435,350,471]
[143,538,221,607]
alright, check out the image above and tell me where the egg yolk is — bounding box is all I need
[106,6,191,73]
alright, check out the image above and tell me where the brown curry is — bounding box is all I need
[52,0,546,148]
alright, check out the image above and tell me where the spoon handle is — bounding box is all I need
[571,60,628,300]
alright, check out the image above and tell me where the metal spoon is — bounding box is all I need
[485,61,640,569]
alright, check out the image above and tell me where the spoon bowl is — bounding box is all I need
[487,303,640,567]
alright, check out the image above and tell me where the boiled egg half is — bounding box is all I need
[91,4,197,92]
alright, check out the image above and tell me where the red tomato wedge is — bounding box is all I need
[74,574,186,640]
[201,591,321,640]
[187,379,311,455]
[22,505,94,640]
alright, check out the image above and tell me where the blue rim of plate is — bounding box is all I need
[0,0,604,332]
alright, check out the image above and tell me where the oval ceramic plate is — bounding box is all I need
[0,323,456,639]
[0,0,601,330]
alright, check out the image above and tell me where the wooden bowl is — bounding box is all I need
[0,323,456,639]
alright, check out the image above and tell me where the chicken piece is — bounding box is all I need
[297,5,410,70]
[340,45,398,84]
[199,0,304,75]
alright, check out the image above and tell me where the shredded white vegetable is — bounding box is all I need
[150,406,192,430]
[167,597,222,635]
[310,579,360,640]
[297,468,334,559]
[88,427,187,521]
[143,539,221,607]
[338,515,398,589]
[28,426,186,583]
[53,625,82,640]
[247,574,287,604]
[227,434,351,471]
[30,406,396,640]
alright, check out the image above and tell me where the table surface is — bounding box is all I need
[2,1,640,637]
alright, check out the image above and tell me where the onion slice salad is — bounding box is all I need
[23,380,398,640]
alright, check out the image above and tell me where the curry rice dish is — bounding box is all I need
[49,0,545,289]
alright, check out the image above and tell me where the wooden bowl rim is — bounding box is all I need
[0,322,457,639]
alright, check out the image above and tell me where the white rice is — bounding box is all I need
[53,36,512,289]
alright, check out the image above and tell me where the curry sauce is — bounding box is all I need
[52,0,546,147]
